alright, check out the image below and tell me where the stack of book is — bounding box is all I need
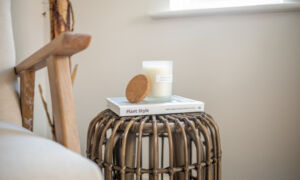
[106,95,204,116]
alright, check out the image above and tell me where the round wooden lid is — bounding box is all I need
[126,74,150,103]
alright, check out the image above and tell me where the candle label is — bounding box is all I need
[156,74,173,83]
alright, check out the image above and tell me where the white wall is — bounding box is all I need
[12,0,300,179]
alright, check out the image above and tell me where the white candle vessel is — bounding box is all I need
[142,61,173,102]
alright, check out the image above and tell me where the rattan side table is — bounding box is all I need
[87,109,221,180]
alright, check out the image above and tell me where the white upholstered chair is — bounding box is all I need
[0,0,102,179]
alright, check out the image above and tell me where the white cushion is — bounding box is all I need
[0,0,22,126]
[0,122,103,180]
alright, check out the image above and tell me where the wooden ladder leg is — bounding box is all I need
[47,55,80,153]
[20,71,35,131]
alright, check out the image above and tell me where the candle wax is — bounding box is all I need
[143,64,172,98]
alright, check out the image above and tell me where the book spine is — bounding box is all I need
[106,99,121,115]
[119,103,204,116]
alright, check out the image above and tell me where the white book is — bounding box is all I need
[106,95,204,116]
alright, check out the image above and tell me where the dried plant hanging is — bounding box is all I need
[71,64,79,86]
[38,85,56,141]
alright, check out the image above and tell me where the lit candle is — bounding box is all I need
[142,61,173,102]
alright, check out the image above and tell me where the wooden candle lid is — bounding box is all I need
[126,74,150,103]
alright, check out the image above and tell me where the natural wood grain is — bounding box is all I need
[49,0,71,39]
[49,0,73,70]
[47,55,80,153]
[15,32,91,74]
[16,0,87,155]
[20,71,35,131]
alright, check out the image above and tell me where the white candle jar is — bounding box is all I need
[143,61,173,102]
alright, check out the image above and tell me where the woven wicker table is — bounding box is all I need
[87,109,221,180]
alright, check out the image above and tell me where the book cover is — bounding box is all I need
[106,95,204,116]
